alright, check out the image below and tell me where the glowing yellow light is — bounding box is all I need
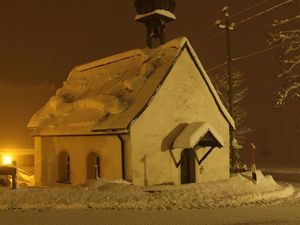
[3,155,12,165]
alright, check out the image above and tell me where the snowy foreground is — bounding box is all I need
[0,171,296,210]
[1,170,300,225]
[1,207,300,225]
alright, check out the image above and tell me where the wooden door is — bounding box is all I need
[181,149,196,184]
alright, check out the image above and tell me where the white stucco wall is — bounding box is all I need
[130,49,230,186]
[34,135,122,186]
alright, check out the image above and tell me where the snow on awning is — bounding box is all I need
[172,122,224,149]
[135,9,176,22]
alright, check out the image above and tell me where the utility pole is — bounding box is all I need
[216,7,236,170]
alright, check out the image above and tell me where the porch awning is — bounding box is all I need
[172,122,224,149]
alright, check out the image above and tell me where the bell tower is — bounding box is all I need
[134,0,176,48]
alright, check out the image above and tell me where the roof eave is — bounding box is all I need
[183,40,236,129]
[29,128,129,137]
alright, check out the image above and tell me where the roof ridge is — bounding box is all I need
[74,50,144,73]
[72,37,188,73]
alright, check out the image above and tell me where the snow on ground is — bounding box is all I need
[262,168,300,175]
[262,168,300,188]
[0,171,295,211]
[1,170,300,225]
[2,207,300,225]
[17,169,34,187]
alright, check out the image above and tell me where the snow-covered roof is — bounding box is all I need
[135,9,176,22]
[0,148,34,155]
[172,122,224,149]
[28,37,235,136]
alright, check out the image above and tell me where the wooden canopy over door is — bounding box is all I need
[170,122,225,184]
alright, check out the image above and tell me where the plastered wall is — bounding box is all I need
[130,49,230,186]
[34,135,122,186]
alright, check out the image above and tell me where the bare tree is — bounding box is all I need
[269,15,300,107]
[210,71,251,170]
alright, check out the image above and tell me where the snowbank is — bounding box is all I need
[0,171,295,211]
[262,168,300,175]
[17,169,35,187]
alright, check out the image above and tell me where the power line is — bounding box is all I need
[233,45,279,61]
[205,0,270,31]
[207,61,228,72]
[236,0,294,25]
[198,31,224,46]
[197,0,271,47]
[206,45,280,72]
[199,0,289,66]
[224,0,270,22]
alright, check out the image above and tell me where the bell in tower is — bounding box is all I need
[134,0,176,48]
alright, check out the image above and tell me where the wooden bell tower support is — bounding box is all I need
[145,20,166,48]
[134,0,176,48]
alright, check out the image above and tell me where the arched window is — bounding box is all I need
[58,151,70,183]
[87,152,100,180]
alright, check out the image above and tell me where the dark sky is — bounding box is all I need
[0,0,299,167]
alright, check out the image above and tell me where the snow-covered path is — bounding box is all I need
[1,170,300,225]
[0,171,294,211]
[1,206,300,225]
[1,185,300,225]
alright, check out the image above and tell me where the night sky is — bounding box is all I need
[0,0,299,167]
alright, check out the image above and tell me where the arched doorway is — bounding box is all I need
[58,151,70,182]
[87,152,100,180]
[181,149,196,184]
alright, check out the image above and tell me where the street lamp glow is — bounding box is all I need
[3,155,12,165]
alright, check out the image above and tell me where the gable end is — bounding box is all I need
[128,40,235,131]
[126,42,188,130]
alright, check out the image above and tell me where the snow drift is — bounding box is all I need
[0,171,295,210]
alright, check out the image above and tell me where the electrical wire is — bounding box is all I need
[205,0,270,31]
[197,0,271,48]
[236,0,294,25]
[198,0,289,63]
[207,61,228,72]
[224,0,270,22]
[206,45,280,72]
[233,45,280,61]
[198,31,224,46]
